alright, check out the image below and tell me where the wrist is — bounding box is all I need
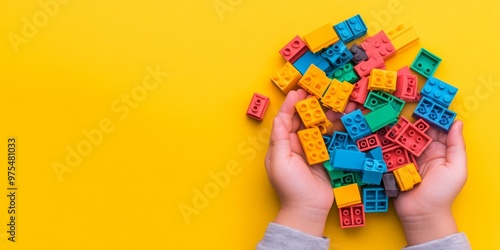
[274,205,330,237]
[399,209,458,246]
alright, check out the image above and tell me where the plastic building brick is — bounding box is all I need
[346,14,367,39]
[368,69,397,93]
[385,116,411,142]
[361,31,395,60]
[364,91,405,115]
[353,171,366,187]
[324,162,357,188]
[321,79,354,113]
[339,204,365,228]
[320,41,353,72]
[367,146,383,160]
[322,135,332,146]
[364,104,398,132]
[361,158,387,185]
[420,77,458,108]
[298,64,332,99]
[376,126,396,149]
[350,44,368,65]
[271,62,302,94]
[334,21,354,43]
[356,134,381,152]
[413,118,430,133]
[334,183,361,208]
[297,127,330,165]
[393,163,421,191]
[328,131,350,151]
[293,51,332,75]
[303,23,339,53]
[394,66,419,102]
[295,97,328,128]
[330,149,366,172]
[382,173,400,197]
[363,187,388,212]
[279,35,308,63]
[246,93,270,121]
[387,22,419,53]
[413,97,457,132]
[350,77,369,104]
[382,145,411,171]
[354,51,385,77]
[410,48,442,78]
[394,123,432,157]
[341,109,372,141]
[317,119,334,135]
[330,63,359,83]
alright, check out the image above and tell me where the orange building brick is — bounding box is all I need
[321,79,354,113]
[271,62,302,94]
[298,64,332,99]
[297,127,330,165]
[295,97,328,128]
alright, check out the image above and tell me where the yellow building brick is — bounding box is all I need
[303,23,339,53]
[368,69,397,93]
[333,183,361,208]
[393,163,421,191]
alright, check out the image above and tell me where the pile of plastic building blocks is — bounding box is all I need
[248,14,459,228]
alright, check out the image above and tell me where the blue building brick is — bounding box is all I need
[293,51,332,74]
[413,96,457,132]
[346,14,367,39]
[363,186,389,212]
[367,146,383,160]
[330,149,366,172]
[341,109,371,141]
[320,41,353,72]
[334,21,355,43]
[361,158,387,185]
[420,77,458,108]
[322,135,332,147]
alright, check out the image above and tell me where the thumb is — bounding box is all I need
[445,120,467,179]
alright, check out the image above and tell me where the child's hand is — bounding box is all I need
[393,120,467,246]
[265,89,339,237]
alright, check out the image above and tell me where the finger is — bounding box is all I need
[445,120,467,174]
[344,102,357,114]
[325,109,343,122]
[269,116,292,172]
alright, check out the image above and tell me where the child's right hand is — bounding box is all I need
[393,120,467,246]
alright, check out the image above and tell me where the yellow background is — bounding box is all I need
[1,0,499,249]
